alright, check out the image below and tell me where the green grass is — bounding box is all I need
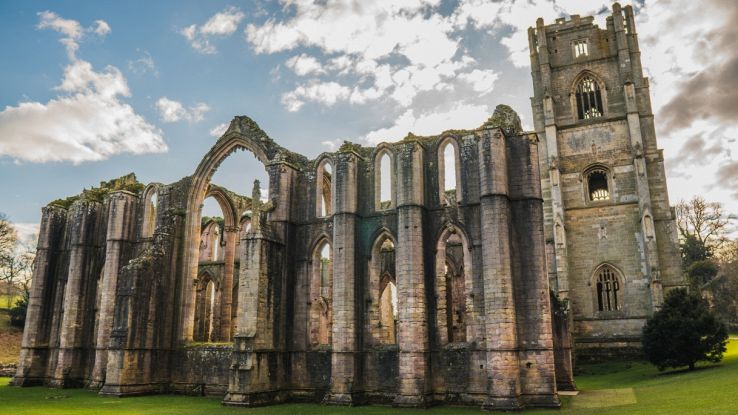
[0,294,21,310]
[1,338,737,414]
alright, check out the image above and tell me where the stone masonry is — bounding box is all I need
[13,5,682,411]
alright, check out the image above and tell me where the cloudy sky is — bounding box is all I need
[1,0,737,239]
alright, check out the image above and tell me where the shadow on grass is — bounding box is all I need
[655,363,723,376]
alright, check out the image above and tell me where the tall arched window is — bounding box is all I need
[375,150,394,210]
[366,233,397,346]
[575,76,603,120]
[194,273,219,342]
[316,159,333,217]
[435,225,473,345]
[310,239,332,346]
[586,168,610,202]
[141,186,158,238]
[596,266,621,312]
[438,139,461,205]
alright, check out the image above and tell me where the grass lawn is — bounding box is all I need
[0,338,737,414]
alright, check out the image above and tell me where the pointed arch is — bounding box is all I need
[309,235,333,347]
[435,223,473,344]
[438,137,462,205]
[315,155,335,218]
[570,70,607,120]
[591,263,625,313]
[366,229,398,346]
[141,183,160,238]
[374,146,396,211]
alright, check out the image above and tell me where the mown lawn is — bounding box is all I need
[0,338,736,415]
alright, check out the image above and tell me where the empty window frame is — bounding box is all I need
[575,76,604,120]
[376,151,394,210]
[596,266,621,312]
[438,139,461,205]
[316,159,333,217]
[573,39,589,57]
[587,168,610,202]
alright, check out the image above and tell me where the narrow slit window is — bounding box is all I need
[576,76,603,120]
[379,153,392,210]
[596,267,621,311]
[587,169,610,202]
[317,160,333,217]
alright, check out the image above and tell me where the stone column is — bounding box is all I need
[325,150,360,405]
[479,130,522,410]
[13,206,67,386]
[52,200,105,388]
[89,191,138,389]
[220,226,238,341]
[393,141,430,407]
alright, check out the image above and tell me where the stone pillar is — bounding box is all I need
[89,191,138,389]
[220,226,238,341]
[52,200,105,388]
[325,150,360,405]
[393,141,430,407]
[479,130,522,410]
[13,206,67,386]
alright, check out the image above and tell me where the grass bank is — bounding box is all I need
[1,338,736,414]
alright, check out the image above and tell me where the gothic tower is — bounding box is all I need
[529,3,685,358]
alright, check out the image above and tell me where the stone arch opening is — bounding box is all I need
[141,184,159,238]
[366,231,397,346]
[180,131,274,343]
[592,263,624,313]
[309,238,333,347]
[315,157,334,218]
[434,224,473,344]
[194,272,219,342]
[374,148,395,211]
[570,70,607,121]
[438,138,462,205]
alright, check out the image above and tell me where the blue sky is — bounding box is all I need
[1,0,738,239]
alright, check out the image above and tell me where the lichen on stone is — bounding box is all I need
[481,104,523,135]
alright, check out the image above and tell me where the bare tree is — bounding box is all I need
[0,214,34,307]
[675,197,730,251]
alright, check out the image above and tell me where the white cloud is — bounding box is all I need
[156,97,210,123]
[12,223,40,246]
[181,6,245,54]
[361,103,491,145]
[458,69,499,94]
[281,81,351,112]
[209,122,230,137]
[285,54,325,76]
[37,10,111,59]
[128,50,157,76]
[0,12,165,165]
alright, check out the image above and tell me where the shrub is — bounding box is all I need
[642,288,728,371]
[9,295,28,329]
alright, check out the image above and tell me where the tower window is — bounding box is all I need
[596,266,621,312]
[574,39,588,57]
[587,168,609,202]
[575,76,603,120]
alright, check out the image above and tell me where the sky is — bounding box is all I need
[1,0,738,241]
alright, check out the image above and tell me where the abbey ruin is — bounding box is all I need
[13,4,684,410]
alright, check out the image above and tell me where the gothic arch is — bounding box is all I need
[437,136,462,205]
[591,263,625,314]
[180,118,282,342]
[373,146,396,211]
[366,229,398,346]
[569,70,608,120]
[434,223,474,344]
[314,155,335,218]
[141,183,160,238]
[204,186,239,229]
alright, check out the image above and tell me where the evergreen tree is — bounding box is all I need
[642,288,728,371]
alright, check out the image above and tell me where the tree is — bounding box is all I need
[675,197,729,252]
[642,288,728,371]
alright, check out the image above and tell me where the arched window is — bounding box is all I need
[310,239,332,346]
[435,225,472,345]
[586,168,610,202]
[141,186,158,238]
[194,273,219,342]
[575,76,603,120]
[316,159,333,217]
[596,266,621,312]
[438,139,461,205]
[367,233,397,346]
[375,150,394,210]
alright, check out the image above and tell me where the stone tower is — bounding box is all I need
[529,3,685,358]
